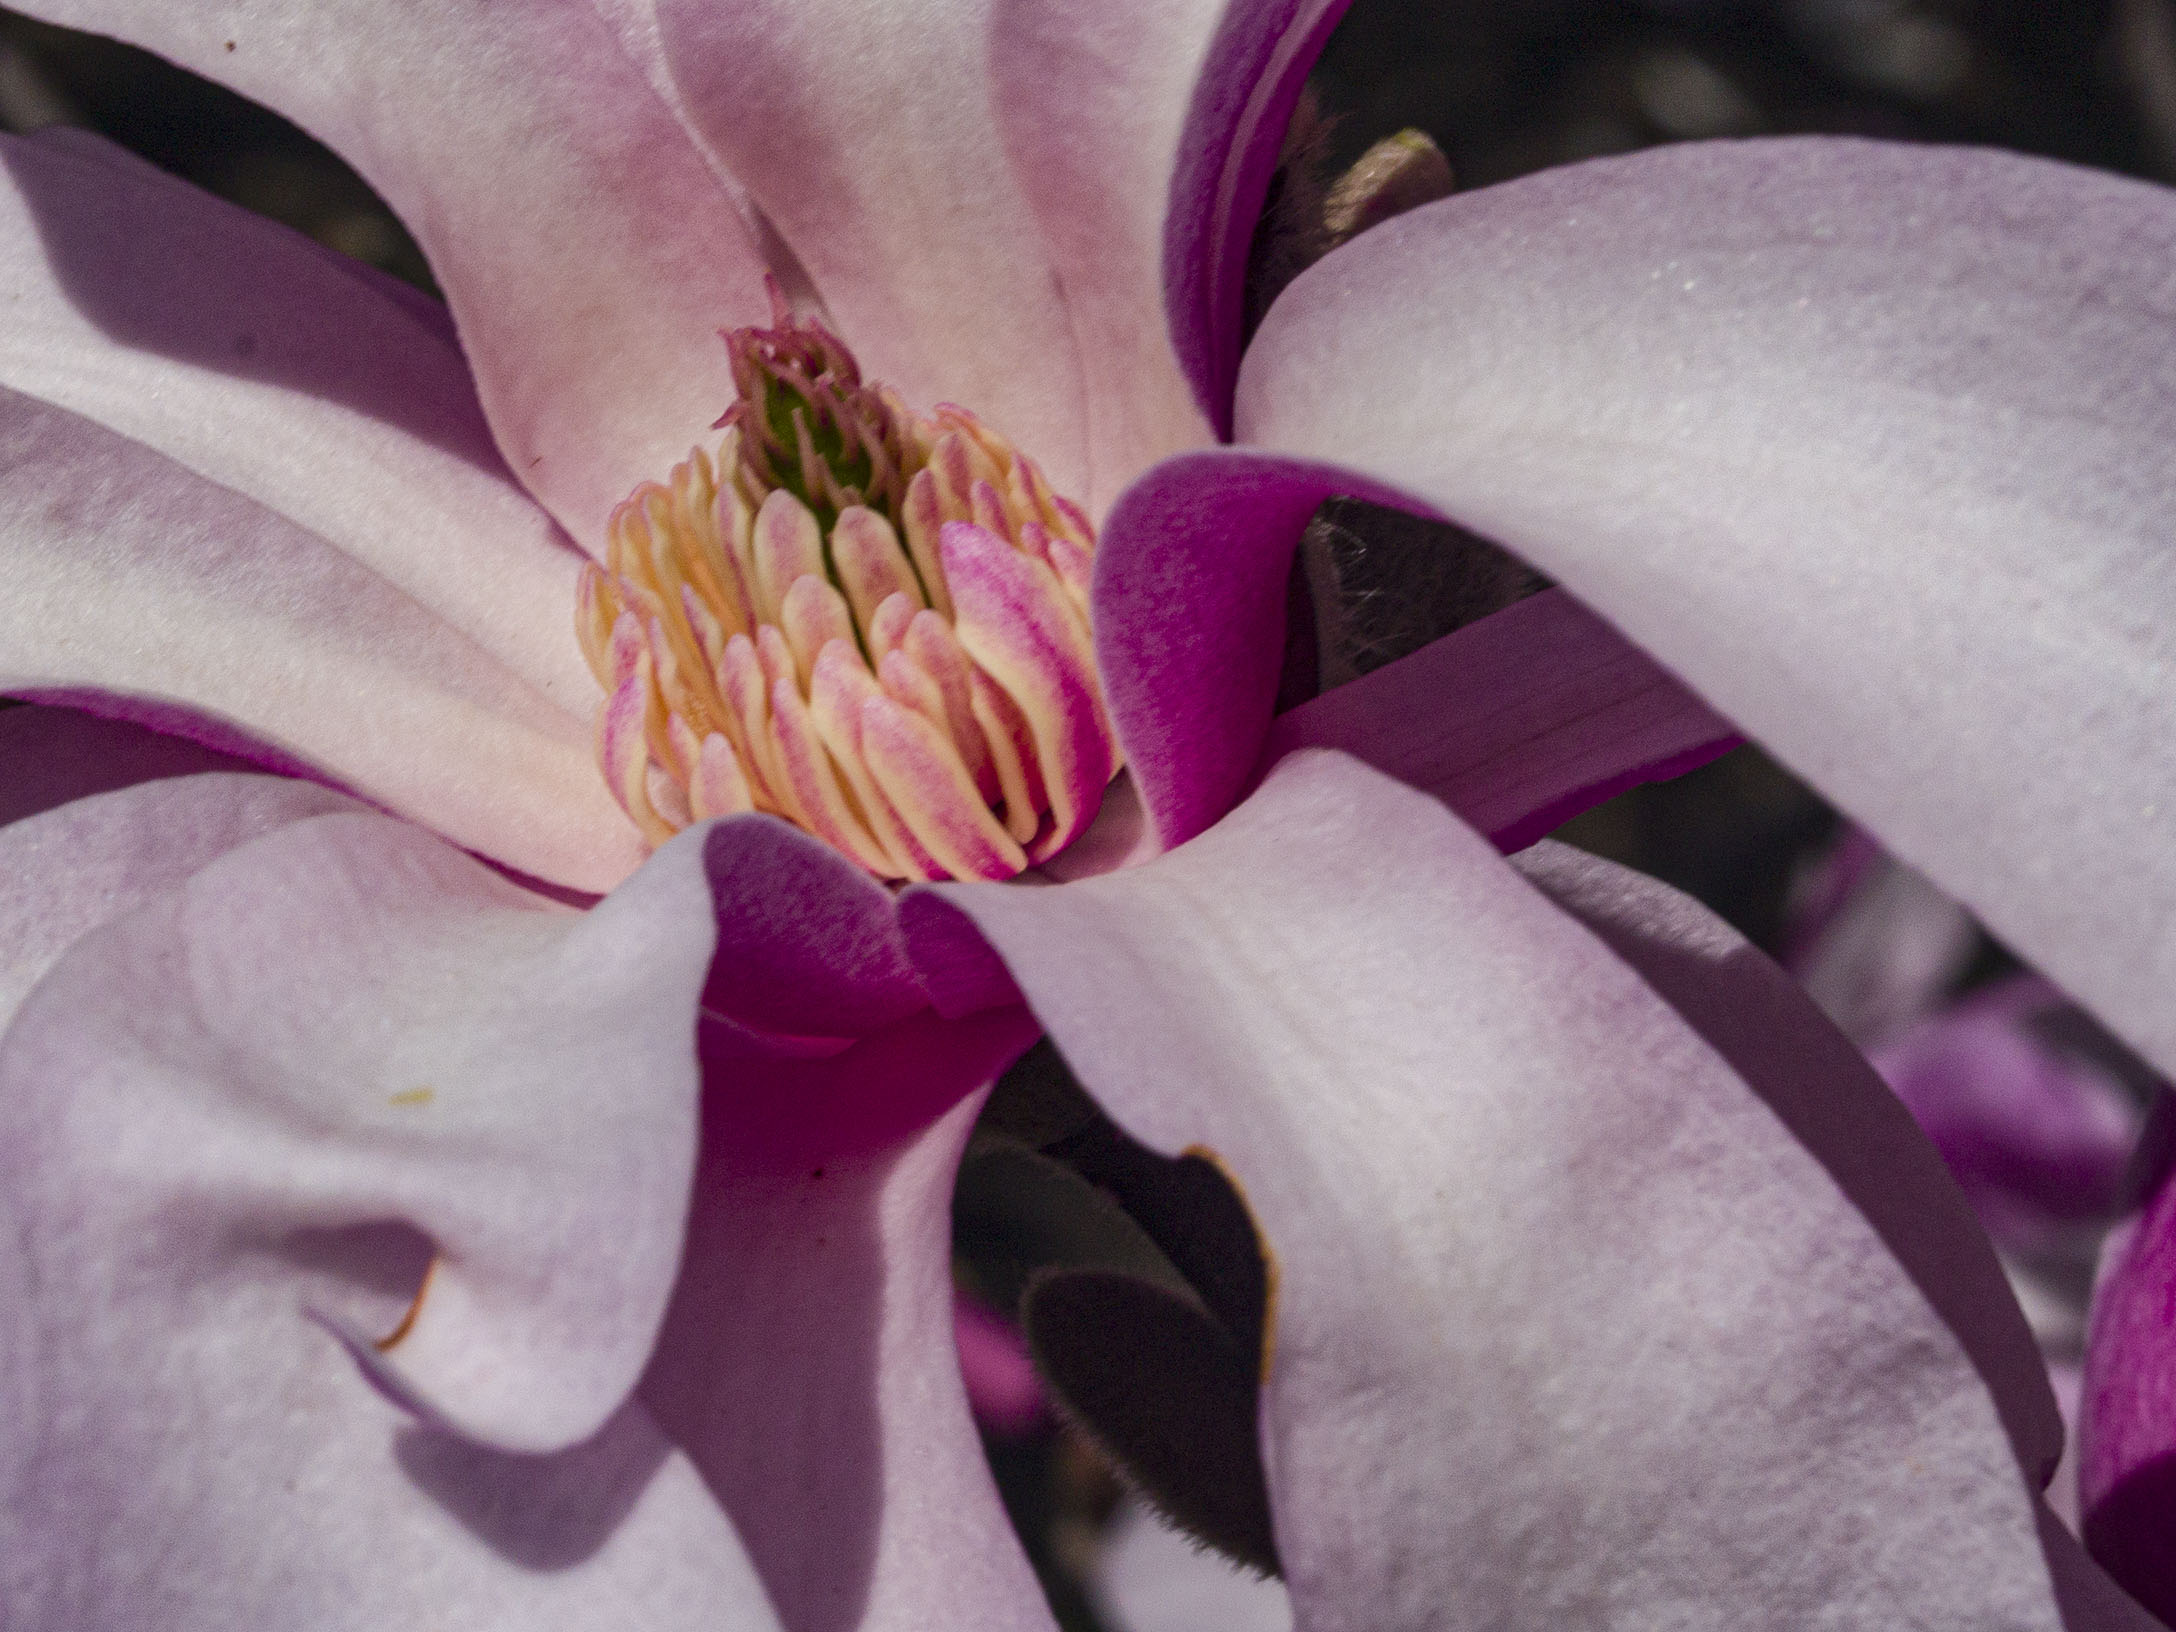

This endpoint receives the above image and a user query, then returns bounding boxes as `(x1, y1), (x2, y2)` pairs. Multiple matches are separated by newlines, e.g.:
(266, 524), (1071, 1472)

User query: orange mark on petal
(375, 1256), (438, 1353)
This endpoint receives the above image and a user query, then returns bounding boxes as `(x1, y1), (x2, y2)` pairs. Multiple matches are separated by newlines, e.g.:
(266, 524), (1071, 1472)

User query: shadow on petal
(1, 129), (496, 471)
(643, 1005), (1049, 1632)
(0, 702), (304, 826)
(394, 1402), (676, 1574)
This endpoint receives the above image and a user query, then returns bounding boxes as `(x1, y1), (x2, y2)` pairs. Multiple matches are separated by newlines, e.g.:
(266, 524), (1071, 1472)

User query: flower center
(576, 300), (1119, 882)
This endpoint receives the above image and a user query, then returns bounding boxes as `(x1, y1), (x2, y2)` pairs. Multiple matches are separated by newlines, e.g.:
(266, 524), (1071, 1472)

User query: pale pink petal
(0, 385), (642, 891)
(10, 0), (773, 539)
(1515, 839), (2061, 1492)
(649, 0), (1092, 501)
(644, 1004), (1051, 1632)
(1094, 451), (1732, 852)
(987, 0), (1228, 508)
(0, 130), (593, 711)
(0, 814), (781, 1625)
(932, 750), (2078, 1625)
(1237, 137), (2176, 1085)
(1264, 585), (1738, 851)
(1159, 0), (1355, 433)
(0, 760), (354, 1030)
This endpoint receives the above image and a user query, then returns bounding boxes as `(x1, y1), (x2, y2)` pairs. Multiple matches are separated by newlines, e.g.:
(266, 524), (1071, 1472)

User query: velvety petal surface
(1238, 136), (2176, 1082)
(699, 816), (930, 1051)
(644, 1006), (1050, 1632)
(934, 750), (2079, 1628)
(10, 0), (773, 539)
(0, 129), (593, 711)
(0, 811), (773, 1626)
(0, 379), (640, 890)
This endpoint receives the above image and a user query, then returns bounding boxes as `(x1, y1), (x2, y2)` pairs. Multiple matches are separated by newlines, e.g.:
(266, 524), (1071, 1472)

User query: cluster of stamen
(576, 299), (1118, 882)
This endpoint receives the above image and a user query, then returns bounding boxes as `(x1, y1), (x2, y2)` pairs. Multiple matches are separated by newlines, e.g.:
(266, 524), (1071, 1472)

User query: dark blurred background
(2, 2), (2166, 1625)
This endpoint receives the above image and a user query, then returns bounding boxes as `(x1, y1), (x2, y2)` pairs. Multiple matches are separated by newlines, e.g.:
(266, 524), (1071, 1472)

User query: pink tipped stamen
(575, 312), (1121, 882)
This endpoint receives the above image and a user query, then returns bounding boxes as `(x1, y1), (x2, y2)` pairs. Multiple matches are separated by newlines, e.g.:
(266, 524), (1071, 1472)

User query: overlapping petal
(1264, 586), (1738, 851)
(0, 381), (639, 890)
(987, 0), (1230, 509)
(0, 10), (2163, 1627)
(1158, 0), (1354, 435)
(9, 0), (774, 539)
(1237, 136), (2176, 1084)
(0, 129), (593, 710)
(1091, 449), (1734, 852)
(0, 797), (771, 1627)
(0, 129), (647, 888)
(0, 749), (351, 1031)
(645, 1006), (1049, 1632)
(931, 750), (2090, 1628)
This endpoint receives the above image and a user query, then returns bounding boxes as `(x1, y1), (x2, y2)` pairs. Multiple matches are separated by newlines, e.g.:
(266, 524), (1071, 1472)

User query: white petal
(1239, 136), (2176, 1081)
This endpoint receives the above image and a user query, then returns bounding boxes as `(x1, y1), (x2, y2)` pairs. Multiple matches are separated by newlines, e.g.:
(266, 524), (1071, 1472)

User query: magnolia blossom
(1, 0), (2175, 1628)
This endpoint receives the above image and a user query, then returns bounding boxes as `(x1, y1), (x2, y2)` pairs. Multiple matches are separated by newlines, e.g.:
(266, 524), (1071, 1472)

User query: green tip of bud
(1323, 128), (1455, 243)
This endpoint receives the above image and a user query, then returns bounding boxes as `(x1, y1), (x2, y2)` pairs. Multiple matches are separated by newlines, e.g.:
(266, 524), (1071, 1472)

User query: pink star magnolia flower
(0, 0), (2173, 1628)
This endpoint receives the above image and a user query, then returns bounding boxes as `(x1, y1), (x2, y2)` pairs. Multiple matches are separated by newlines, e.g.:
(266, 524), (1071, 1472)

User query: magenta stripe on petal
(1095, 447), (1427, 851)
(1264, 588), (1740, 852)
(868, 590), (919, 662)
(598, 656), (657, 824)
(697, 814), (928, 1040)
(753, 489), (825, 622)
(1164, 0), (1356, 432)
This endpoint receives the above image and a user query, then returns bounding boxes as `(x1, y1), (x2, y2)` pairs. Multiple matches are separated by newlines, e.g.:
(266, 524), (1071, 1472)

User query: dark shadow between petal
(393, 1401), (676, 1572)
